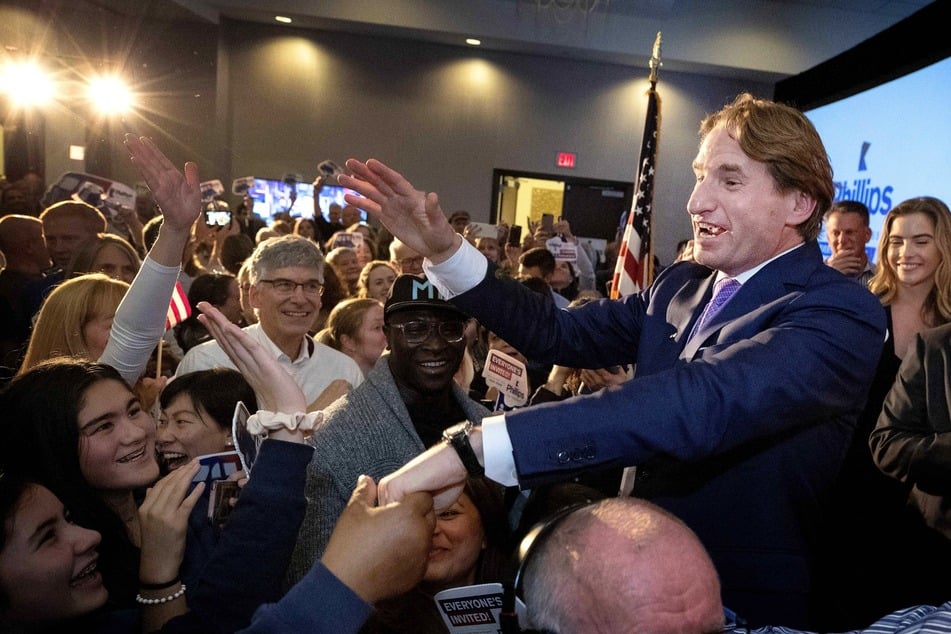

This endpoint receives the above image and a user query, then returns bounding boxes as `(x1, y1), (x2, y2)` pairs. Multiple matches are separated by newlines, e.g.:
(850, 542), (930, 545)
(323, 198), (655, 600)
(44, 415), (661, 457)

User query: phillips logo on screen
(833, 141), (894, 215)
(858, 141), (870, 171)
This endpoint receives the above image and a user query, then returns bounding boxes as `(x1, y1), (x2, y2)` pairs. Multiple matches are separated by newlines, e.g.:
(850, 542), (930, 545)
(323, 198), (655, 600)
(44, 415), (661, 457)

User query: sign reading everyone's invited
(482, 349), (529, 407)
(434, 583), (526, 633)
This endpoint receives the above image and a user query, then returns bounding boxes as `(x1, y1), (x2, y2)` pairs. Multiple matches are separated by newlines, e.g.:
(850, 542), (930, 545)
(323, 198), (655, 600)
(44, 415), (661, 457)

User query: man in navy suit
(339, 93), (886, 628)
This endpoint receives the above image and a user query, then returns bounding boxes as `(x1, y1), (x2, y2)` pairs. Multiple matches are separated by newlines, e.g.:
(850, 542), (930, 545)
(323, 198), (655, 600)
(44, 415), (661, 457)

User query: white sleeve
(481, 413), (519, 487)
(422, 239), (489, 299)
(574, 242), (596, 291)
(100, 256), (181, 385)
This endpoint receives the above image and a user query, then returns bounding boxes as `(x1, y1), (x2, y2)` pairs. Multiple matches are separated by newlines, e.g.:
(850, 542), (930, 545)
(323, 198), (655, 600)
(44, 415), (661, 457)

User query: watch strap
(443, 421), (485, 478)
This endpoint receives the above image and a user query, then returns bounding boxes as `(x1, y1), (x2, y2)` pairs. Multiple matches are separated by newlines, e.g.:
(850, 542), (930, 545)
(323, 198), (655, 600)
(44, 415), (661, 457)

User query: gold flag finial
(648, 31), (662, 84)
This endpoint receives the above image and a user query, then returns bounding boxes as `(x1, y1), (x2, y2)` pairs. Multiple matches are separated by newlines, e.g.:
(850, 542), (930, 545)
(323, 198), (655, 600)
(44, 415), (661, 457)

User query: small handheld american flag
(165, 281), (191, 331)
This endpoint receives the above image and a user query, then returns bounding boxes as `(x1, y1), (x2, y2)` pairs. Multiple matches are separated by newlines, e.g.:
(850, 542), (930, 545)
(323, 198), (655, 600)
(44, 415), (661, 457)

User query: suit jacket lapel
(679, 242), (821, 359)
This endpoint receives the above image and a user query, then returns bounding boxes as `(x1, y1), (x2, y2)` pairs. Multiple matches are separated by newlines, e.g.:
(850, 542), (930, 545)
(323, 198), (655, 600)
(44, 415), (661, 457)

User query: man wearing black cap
(287, 274), (491, 583)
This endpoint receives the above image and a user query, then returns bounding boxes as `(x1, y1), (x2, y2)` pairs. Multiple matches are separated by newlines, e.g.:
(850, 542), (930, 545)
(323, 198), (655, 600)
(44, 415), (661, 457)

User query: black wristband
(139, 576), (181, 590)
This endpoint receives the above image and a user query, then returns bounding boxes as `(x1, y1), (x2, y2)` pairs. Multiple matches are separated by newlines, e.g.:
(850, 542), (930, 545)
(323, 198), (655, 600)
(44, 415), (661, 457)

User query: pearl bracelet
(135, 583), (186, 605)
(246, 410), (322, 436)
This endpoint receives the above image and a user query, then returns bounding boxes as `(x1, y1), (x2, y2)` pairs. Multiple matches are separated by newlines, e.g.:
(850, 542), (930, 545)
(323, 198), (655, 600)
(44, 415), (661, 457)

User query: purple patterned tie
(689, 277), (741, 340)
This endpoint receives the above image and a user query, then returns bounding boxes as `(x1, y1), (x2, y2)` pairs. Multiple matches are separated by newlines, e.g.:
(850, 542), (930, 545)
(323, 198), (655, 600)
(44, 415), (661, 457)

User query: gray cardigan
(287, 356), (491, 584)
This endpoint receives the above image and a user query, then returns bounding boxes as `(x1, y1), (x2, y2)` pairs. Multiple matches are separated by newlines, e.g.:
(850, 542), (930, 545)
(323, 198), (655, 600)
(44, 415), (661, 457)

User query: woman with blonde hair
(869, 196), (951, 356)
(815, 196), (951, 627)
(325, 246), (362, 296)
(316, 297), (386, 376)
(67, 233), (142, 284)
(19, 274), (128, 372)
(356, 260), (397, 303)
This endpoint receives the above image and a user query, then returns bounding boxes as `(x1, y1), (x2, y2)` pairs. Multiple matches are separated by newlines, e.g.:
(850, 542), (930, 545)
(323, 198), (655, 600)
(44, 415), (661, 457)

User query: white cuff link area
(245, 410), (323, 436)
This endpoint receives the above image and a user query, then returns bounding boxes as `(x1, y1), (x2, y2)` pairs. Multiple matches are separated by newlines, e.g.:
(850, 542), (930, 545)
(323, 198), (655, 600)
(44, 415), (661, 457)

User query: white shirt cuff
(481, 413), (518, 487)
(422, 239), (488, 299)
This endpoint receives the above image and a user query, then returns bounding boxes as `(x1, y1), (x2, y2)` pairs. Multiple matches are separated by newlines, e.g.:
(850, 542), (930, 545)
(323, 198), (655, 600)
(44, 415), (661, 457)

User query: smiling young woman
(0, 360), (158, 608)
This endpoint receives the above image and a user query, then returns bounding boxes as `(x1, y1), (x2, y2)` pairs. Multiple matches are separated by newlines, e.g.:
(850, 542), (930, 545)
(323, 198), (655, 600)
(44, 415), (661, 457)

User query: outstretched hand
(377, 436), (473, 512)
(322, 475), (435, 604)
(339, 159), (461, 264)
(124, 134), (201, 234)
(196, 301), (307, 414)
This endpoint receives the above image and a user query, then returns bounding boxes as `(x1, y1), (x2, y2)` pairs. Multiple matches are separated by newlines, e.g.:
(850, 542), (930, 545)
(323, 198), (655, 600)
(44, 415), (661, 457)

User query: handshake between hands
(325, 424), (482, 603)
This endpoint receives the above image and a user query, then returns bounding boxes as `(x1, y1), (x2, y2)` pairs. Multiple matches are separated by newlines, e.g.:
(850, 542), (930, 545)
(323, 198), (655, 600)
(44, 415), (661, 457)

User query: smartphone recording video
(541, 213), (554, 234)
(205, 210), (231, 227)
(507, 225), (523, 246)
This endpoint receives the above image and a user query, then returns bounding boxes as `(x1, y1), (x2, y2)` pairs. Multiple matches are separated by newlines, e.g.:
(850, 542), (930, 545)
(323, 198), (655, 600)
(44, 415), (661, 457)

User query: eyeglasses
(257, 278), (324, 296)
(398, 256), (424, 268)
(389, 320), (466, 344)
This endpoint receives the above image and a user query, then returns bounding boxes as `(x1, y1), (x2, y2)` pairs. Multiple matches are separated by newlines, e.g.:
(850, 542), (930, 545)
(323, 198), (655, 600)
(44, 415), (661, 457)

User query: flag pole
(610, 32), (663, 299)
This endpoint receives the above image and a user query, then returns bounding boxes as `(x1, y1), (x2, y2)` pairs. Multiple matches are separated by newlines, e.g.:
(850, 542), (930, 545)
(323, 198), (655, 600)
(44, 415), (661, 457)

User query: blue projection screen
(805, 56), (951, 263)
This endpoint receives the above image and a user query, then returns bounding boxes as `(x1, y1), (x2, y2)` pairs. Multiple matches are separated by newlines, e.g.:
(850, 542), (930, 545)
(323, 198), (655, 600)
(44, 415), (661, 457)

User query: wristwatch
(442, 421), (485, 478)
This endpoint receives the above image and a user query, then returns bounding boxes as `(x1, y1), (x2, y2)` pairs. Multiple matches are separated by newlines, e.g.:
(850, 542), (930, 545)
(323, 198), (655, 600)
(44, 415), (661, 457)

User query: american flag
(611, 84), (660, 299)
(165, 281), (191, 330)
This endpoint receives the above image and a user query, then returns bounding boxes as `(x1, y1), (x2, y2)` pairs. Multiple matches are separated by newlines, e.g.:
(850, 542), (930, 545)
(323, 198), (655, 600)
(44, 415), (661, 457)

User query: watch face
(445, 421), (470, 439)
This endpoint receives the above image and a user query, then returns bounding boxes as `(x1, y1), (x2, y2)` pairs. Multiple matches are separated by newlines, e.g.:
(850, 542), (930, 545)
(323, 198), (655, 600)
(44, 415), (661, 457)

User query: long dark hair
(0, 359), (141, 607)
(0, 472), (33, 619)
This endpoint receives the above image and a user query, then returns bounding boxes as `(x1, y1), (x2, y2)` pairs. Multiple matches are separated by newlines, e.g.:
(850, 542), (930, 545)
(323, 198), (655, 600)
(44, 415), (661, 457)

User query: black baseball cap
(384, 274), (468, 321)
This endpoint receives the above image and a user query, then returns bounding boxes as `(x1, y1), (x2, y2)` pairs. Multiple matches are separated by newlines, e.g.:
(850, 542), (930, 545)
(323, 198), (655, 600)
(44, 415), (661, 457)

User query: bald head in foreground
(522, 498), (724, 634)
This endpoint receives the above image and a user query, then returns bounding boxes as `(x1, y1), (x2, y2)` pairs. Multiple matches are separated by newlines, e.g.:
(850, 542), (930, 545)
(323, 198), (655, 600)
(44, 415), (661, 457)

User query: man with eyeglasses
(175, 235), (364, 409)
(389, 236), (425, 276)
(286, 273), (491, 584)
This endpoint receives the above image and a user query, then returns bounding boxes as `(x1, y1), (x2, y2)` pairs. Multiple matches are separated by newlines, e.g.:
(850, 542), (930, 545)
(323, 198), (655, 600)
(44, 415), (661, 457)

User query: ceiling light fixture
(275, 16), (292, 24)
(466, 38), (482, 46)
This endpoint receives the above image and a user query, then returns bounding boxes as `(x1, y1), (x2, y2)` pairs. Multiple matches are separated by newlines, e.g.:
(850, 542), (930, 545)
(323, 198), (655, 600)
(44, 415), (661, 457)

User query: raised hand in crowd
(340, 160), (460, 263)
(197, 300), (308, 415)
(124, 134), (201, 266)
(137, 459), (205, 632)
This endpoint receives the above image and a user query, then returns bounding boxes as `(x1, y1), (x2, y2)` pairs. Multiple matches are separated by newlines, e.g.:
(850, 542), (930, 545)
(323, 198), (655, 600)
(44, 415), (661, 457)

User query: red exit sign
(556, 152), (576, 168)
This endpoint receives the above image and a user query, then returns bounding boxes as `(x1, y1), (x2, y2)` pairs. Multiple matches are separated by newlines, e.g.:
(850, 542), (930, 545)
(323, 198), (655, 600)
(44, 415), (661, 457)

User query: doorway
(490, 168), (633, 266)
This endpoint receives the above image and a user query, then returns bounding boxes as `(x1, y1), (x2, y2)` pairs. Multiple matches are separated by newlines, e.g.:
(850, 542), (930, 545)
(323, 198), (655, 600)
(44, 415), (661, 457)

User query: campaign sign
(482, 349), (529, 407)
(434, 583), (525, 633)
(46, 171), (136, 220)
(467, 222), (497, 239)
(200, 179), (225, 203)
(232, 176), (255, 195)
(192, 451), (242, 486)
(329, 231), (364, 251)
(546, 237), (578, 262)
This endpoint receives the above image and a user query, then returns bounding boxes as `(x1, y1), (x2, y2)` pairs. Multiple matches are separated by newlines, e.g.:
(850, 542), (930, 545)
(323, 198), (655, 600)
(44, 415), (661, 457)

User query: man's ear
(788, 191), (817, 226)
(248, 283), (262, 309)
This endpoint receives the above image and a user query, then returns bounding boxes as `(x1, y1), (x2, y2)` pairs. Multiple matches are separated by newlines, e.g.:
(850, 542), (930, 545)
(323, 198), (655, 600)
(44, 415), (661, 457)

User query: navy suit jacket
(452, 241), (886, 627)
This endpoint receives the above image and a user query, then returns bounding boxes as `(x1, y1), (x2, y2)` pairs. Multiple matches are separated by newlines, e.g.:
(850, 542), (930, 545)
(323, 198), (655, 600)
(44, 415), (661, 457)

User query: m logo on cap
(411, 279), (438, 301)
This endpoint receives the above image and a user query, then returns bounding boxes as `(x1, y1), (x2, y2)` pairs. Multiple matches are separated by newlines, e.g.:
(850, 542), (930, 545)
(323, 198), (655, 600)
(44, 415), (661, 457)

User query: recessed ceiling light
(466, 38), (482, 46)
(275, 16), (292, 24)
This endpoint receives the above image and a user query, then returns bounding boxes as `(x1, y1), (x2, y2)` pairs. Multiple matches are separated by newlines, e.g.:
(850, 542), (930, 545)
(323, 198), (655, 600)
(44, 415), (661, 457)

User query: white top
(100, 256), (182, 385)
(174, 323), (364, 404)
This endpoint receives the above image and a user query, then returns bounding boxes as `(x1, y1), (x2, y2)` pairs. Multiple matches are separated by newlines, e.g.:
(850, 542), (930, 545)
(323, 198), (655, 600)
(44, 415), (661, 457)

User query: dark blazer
(451, 240), (886, 628)
(870, 322), (951, 537)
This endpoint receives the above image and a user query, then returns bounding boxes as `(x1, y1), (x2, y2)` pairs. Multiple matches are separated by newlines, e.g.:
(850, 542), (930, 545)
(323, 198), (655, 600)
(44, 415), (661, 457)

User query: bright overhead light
(0, 60), (55, 107)
(466, 38), (482, 46)
(275, 15), (292, 23)
(87, 75), (134, 115)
